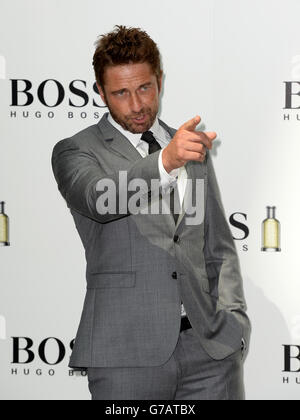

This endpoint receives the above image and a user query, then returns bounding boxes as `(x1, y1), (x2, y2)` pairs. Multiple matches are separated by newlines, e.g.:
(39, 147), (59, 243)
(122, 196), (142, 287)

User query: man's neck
(107, 112), (160, 141)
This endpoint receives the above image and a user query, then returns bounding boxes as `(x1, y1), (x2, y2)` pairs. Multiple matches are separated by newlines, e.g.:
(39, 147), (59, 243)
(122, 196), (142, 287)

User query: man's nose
(130, 93), (143, 113)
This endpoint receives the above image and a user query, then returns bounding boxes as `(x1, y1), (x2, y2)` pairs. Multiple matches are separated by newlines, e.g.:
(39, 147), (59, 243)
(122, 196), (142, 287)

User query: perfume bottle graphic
(261, 206), (281, 252)
(0, 201), (10, 246)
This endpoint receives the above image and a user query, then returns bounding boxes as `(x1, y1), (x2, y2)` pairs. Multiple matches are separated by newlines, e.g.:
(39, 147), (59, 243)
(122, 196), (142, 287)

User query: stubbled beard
(104, 95), (158, 134)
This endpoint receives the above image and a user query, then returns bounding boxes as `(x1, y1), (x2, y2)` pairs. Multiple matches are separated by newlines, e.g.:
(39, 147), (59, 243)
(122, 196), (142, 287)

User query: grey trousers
(87, 327), (245, 400)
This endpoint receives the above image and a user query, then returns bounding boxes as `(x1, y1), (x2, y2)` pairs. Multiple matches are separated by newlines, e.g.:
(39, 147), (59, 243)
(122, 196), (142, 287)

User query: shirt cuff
(158, 148), (179, 190)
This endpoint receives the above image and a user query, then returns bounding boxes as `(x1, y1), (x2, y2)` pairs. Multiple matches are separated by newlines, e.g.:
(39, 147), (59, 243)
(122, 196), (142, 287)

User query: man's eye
(141, 86), (149, 91)
(113, 90), (126, 96)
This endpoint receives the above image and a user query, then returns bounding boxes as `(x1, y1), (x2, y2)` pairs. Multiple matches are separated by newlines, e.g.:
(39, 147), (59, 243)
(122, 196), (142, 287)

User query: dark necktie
(141, 131), (180, 224)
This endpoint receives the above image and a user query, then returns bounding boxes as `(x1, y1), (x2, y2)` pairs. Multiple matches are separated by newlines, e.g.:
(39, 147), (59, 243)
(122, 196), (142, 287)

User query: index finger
(179, 115), (201, 132)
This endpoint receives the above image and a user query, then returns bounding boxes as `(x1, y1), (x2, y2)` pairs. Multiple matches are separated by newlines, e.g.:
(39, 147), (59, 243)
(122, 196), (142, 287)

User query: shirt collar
(107, 112), (162, 148)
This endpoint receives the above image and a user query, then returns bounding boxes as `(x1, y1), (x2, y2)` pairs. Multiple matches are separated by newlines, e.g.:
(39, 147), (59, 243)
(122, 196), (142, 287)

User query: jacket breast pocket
(87, 271), (136, 289)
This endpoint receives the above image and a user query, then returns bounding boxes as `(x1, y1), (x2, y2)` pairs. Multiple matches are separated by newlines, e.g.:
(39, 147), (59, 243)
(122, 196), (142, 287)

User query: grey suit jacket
(51, 112), (251, 368)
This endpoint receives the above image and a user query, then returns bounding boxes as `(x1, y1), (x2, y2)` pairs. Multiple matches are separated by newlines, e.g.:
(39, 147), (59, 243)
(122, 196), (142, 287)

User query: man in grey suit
(51, 25), (251, 400)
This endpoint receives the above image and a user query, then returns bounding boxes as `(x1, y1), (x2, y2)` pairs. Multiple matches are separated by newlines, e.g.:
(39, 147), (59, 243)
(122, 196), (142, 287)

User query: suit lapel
(97, 113), (143, 162)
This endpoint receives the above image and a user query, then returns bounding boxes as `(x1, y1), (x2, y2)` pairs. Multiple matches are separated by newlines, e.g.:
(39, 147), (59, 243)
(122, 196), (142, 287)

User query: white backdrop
(0, 0), (299, 400)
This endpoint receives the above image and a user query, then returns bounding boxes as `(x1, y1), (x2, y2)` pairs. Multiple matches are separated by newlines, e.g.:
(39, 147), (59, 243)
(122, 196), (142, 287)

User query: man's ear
(158, 71), (163, 94)
(96, 83), (106, 104)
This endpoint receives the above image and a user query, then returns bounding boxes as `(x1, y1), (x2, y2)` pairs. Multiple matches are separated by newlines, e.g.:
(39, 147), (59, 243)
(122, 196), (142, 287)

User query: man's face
(97, 62), (163, 134)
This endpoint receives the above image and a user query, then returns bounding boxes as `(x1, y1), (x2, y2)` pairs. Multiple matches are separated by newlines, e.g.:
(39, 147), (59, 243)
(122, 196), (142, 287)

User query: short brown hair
(92, 25), (162, 88)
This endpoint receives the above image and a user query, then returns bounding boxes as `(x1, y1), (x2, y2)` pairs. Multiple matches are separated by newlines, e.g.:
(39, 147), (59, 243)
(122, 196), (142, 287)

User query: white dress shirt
(107, 113), (188, 317)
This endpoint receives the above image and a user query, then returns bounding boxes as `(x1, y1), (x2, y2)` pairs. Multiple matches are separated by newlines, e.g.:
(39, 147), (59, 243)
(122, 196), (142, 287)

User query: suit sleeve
(203, 150), (251, 347)
(51, 137), (161, 223)
(158, 148), (180, 190)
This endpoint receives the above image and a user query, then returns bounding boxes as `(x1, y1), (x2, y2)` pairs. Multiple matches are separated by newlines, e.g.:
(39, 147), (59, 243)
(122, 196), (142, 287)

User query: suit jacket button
(173, 235), (180, 243)
(172, 272), (177, 279)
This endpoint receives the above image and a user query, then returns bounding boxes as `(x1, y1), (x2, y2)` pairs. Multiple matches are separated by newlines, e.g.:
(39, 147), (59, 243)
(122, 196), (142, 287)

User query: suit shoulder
(52, 123), (101, 156)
